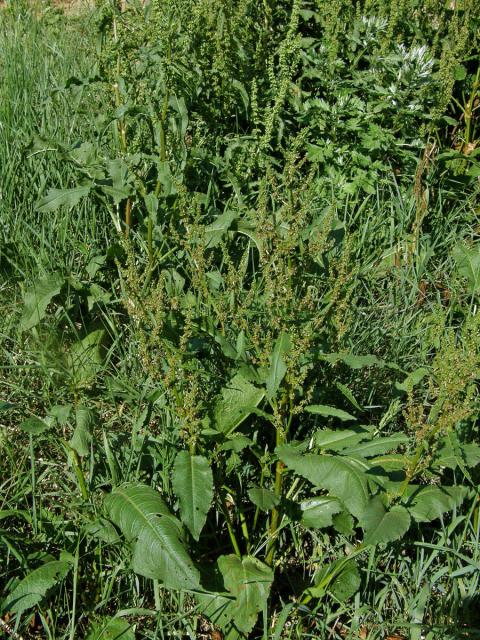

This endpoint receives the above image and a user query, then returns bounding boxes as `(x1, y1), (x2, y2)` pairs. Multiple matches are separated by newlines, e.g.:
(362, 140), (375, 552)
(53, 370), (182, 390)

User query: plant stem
(68, 536), (80, 640)
(265, 425), (286, 566)
(29, 433), (37, 535)
(219, 487), (241, 556)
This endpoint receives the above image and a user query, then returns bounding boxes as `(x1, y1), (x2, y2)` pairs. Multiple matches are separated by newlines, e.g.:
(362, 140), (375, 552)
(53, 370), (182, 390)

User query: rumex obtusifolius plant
(4, 0), (480, 637)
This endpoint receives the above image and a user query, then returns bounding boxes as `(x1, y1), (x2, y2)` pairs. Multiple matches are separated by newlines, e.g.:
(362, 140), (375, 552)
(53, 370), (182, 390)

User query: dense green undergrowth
(1, 0), (480, 638)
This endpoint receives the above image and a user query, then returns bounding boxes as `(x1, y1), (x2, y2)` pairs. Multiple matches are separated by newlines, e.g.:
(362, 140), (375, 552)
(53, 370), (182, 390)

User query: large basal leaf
(277, 445), (369, 518)
(20, 273), (63, 331)
(172, 451), (213, 540)
(407, 485), (468, 523)
(218, 555), (274, 634)
(300, 496), (343, 529)
(36, 184), (92, 213)
(266, 331), (291, 399)
(105, 484), (200, 590)
(195, 565), (238, 637)
(105, 484), (174, 541)
(213, 372), (265, 435)
(85, 617), (135, 640)
(361, 495), (410, 545)
(2, 560), (72, 614)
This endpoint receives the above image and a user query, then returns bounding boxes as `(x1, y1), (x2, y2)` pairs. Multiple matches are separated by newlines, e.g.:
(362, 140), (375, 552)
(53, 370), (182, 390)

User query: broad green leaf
(219, 435), (253, 453)
(314, 428), (369, 451)
(85, 617), (135, 640)
(433, 437), (480, 470)
(213, 372), (265, 435)
(105, 484), (200, 590)
(341, 434), (409, 458)
(300, 497), (343, 528)
(332, 511), (354, 535)
(144, 192), (158, 222)
(20, 416), (51, 435)
(369, 454), (406, 472)
(454, 64), (467, 80)
(194, 566), (239, 639)
(277, 446), (369, 518)
(361, 496), (410, 545)
(66, 329), (106, 387)
(105, 484), (173, 540)
(48, 404), (72, 425)
(236, 220), (264, 257)
(84, 517), (120, 544)
(335, 382), (363, 412)
(172, 451), (213, 540)
(330, 561), (361, 601)
(266, 332), (291, 399)
(218, 555), (274, 634)
(86, 254), (107, 279)
(20, 273), (63, 331)
(321, 352), (385, 368)
(407, 485), (467, 523)
(306, 404), (356, 421)
(453, 242), (480, 294)
(36, 185), (91, 212)
(395, 367), (429, 394)
(3, 560), (71, 613)
(205, 209), (238, 248)
(70, 406), (96, 457)
(248, 487), (280, 512)
(0, 401), (16, 411)
(308, 557), (360, 600)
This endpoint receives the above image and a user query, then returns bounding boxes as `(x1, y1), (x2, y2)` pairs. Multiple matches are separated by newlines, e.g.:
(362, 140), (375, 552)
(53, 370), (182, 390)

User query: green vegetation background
(0, 0), (479, 638)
